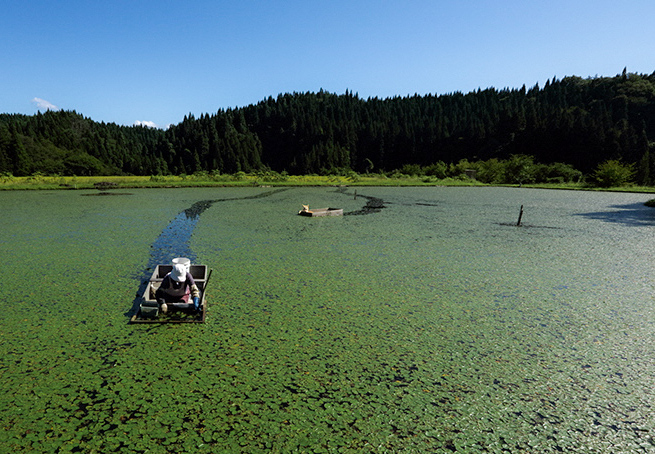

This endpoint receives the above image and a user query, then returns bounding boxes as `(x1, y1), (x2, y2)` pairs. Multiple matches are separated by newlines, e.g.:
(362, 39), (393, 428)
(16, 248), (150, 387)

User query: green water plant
(1, 187), (655, 452)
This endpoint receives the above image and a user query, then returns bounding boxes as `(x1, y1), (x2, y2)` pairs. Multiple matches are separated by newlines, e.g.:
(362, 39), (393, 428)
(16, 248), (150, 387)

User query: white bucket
(172, 257), (191, 272)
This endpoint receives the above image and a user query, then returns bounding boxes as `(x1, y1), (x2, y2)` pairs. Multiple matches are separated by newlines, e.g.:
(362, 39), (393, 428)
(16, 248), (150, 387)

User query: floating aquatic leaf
(2, 188), (655, 452)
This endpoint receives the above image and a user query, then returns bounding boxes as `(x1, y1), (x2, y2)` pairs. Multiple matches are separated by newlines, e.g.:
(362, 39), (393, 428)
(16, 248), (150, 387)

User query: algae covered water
(1, 186), (655, 453)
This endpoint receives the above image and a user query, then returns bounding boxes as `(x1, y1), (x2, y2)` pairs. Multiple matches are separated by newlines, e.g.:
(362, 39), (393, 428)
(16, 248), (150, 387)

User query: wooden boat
(130, 264), (212, 324)
(298, 207), (343, 217)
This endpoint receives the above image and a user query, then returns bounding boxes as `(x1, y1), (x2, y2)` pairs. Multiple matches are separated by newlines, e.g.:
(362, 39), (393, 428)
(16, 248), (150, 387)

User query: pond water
(1, 186), (655, 453)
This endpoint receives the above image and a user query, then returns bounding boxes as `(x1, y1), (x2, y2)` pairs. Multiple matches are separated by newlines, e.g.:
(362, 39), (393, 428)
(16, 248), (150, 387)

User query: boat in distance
(298, 206), (343, 217)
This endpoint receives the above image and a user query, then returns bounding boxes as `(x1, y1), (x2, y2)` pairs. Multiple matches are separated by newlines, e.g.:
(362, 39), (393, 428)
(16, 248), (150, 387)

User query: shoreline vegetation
(4, 72), (655, 206)
(3, 172), (655, 195)
(5, 153), (655, 204)
(3, 73), (655, 185)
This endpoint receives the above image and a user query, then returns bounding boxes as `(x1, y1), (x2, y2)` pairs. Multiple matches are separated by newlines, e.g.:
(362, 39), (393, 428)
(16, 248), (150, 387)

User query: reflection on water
(149, 211), (198, 265)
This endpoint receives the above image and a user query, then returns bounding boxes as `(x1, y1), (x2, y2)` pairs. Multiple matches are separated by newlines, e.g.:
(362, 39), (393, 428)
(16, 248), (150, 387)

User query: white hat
(171, 263), (187, 282)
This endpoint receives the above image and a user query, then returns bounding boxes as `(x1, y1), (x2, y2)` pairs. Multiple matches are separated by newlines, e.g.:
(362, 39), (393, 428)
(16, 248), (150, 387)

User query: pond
(1, 186), (655, 453)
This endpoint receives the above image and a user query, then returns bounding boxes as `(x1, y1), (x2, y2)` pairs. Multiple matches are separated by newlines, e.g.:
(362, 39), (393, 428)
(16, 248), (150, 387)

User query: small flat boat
(130, 264), (212, 324)
(298, 207), (343, 217)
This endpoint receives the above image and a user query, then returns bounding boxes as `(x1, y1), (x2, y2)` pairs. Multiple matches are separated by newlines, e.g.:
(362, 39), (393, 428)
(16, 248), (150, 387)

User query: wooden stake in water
(517, 205), (524, 226)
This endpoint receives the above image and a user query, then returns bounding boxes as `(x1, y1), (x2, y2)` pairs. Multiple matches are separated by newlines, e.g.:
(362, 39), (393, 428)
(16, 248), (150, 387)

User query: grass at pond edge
(3, 174), (655, 199)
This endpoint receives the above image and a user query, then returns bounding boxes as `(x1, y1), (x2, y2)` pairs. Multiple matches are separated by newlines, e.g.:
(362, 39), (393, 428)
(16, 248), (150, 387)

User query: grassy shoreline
(2, 173), (655, 195)
(0, 173), (486, 190)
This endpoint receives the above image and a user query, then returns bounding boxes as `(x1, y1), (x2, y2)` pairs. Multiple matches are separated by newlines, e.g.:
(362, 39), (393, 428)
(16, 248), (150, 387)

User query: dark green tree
(8, 126), (30, 176)
(592, 159), (635, 187)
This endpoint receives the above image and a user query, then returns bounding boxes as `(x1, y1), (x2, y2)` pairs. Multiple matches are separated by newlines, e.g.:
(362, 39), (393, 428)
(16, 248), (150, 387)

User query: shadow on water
(575, 202), (655, 227)
(126, 188), (291, 317)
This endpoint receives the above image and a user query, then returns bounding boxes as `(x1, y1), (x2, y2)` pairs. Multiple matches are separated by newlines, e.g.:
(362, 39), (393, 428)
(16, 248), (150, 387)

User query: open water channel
(1, 186), (655, 453)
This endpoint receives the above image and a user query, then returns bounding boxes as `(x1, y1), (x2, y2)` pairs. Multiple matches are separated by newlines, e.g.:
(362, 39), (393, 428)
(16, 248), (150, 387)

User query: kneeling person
(156, 264), (201, 313)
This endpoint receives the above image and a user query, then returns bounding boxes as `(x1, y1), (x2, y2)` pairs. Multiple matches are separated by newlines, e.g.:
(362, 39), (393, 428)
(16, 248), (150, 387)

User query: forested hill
(1, 70), (655, 181)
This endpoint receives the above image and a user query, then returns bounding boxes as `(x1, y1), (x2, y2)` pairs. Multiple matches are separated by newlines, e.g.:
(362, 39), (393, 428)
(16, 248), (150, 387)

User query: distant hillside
(1, 70), (654, 182)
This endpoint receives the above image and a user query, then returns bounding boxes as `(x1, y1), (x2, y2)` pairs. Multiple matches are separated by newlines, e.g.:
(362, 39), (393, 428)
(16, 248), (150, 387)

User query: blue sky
(2, 0), (654, 129)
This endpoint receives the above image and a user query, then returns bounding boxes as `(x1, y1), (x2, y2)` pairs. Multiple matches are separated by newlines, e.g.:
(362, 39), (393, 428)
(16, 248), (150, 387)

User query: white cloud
(32, 97), (59, 111)
(134, 120), (159, 129)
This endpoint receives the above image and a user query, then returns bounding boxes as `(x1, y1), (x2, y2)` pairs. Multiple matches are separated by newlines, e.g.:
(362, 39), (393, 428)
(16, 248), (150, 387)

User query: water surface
(1, 187), (654, 453)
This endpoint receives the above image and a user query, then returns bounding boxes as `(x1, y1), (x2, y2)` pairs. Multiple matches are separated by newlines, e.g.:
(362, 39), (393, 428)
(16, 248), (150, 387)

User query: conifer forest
(2, 70), (655, 185)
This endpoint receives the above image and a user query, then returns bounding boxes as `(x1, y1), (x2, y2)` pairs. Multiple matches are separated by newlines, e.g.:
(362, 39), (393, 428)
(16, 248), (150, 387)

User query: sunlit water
(1, 187), (654, 453)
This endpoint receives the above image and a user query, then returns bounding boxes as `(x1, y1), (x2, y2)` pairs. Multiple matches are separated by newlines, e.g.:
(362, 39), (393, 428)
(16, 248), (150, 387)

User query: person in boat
(156, 263), (201, 313)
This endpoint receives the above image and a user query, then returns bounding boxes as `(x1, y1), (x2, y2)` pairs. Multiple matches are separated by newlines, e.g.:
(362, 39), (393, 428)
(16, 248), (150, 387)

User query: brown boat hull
(130, 265), (211, 324)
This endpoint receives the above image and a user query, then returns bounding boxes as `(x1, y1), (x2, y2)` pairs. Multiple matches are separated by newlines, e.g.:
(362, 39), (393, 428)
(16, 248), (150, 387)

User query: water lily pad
(1, 188), (655, 452)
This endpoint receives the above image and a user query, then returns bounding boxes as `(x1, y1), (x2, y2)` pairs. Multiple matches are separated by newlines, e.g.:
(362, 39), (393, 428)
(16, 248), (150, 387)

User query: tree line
(1, 69), (654, 184)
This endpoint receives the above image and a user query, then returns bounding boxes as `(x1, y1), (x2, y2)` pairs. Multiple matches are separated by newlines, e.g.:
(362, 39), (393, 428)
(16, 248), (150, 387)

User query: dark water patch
(335, 188), (387, 215)
(149, 211), (199, 265)
(182, 188), (289, 219)
(336, 189), (441, 214)
(184, 200), (216, 219)
(347, 196), (386, 216)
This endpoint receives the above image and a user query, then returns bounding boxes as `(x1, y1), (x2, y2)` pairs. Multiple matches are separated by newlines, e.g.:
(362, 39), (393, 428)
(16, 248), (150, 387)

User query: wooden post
(354, 190), (357, 200)
(517, 205), (524, 226)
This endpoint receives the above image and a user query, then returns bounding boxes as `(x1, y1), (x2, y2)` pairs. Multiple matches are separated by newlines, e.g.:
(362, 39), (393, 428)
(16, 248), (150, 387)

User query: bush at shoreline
(3, 172), (655, 196)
